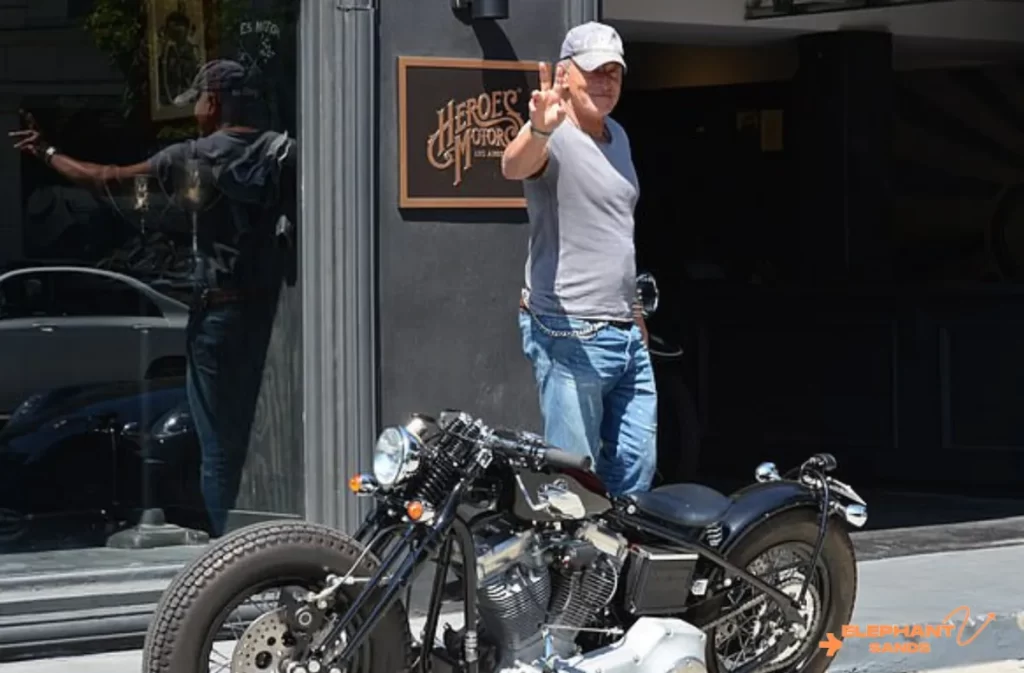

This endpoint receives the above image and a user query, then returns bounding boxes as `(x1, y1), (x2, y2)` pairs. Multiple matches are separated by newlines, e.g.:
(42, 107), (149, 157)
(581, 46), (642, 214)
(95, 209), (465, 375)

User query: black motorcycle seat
(627, 483), (733, 528)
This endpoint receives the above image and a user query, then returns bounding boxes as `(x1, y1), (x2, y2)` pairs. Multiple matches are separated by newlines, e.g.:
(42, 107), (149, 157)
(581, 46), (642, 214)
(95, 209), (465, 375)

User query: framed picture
(398, 56), (540, 209)
(147, 0), (207, 121)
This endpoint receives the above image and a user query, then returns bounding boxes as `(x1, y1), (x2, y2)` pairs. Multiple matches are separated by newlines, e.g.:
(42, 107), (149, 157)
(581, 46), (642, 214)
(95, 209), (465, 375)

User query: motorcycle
(142, 274), (867, 673)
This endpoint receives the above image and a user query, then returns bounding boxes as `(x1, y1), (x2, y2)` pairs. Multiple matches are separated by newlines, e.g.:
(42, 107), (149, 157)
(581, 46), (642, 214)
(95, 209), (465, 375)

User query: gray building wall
(376, 0), (597, 434)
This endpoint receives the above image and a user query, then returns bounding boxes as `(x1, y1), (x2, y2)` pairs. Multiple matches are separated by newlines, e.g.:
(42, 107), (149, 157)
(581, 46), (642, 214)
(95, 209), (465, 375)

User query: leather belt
(196, 288), (245, 308)
(519, 295), (633, 330)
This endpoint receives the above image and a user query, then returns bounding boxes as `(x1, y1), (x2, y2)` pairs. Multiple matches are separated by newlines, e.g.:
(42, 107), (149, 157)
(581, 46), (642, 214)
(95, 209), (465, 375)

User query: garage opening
(611, 32), (1024, 530)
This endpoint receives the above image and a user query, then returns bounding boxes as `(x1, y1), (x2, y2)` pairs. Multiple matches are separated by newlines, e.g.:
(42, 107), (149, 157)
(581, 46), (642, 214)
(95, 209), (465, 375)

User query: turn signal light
(406, 500), (425, 521)
(348, 473), (379, 495)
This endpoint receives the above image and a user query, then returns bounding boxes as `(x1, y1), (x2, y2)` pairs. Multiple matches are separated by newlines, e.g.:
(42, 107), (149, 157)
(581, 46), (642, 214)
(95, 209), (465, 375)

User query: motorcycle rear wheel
(142, 520), (412, 673)
(708, 509), (857, 673)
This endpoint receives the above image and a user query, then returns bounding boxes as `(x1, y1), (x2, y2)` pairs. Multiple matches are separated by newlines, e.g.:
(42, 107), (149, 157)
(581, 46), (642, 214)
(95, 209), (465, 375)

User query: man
(501, 22), (656, 496)
(10, 59), (296, 536)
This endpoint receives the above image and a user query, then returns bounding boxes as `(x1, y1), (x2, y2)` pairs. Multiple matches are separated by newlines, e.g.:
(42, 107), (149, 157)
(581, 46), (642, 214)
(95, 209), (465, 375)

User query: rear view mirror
(636, 272), (659, 318)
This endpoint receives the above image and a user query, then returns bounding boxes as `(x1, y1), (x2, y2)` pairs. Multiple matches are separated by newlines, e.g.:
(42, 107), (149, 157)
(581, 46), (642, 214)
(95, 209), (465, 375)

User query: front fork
(289, 487), (480, 673)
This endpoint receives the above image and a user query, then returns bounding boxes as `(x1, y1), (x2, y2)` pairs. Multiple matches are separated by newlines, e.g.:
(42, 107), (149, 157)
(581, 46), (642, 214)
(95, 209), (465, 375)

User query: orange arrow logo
(819, 632), (843, 657)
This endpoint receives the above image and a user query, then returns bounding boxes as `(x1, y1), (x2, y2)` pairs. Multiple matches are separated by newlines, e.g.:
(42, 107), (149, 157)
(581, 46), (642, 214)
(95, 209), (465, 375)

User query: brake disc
(230, 608), (296, 672)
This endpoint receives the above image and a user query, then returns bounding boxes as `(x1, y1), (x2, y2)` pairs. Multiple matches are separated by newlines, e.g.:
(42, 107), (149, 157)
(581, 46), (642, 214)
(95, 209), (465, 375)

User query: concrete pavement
(2, 544), (1023, 673)
(830, 544), (1024, 673)
(0, 614), (458, 673)
(0, 654), (1021, 673)
(928, 664), (1024, 673)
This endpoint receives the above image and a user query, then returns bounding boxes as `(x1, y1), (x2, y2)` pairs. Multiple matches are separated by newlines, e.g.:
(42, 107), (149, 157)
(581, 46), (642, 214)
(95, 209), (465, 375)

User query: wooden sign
(398, 56), (540, 209)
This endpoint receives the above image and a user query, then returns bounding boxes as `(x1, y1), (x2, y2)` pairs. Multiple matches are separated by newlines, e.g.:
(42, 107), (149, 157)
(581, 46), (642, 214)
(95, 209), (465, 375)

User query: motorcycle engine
(465, 518), (629, 672)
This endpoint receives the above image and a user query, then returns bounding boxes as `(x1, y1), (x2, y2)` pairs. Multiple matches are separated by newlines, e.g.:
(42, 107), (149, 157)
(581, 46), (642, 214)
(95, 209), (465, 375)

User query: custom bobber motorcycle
(142, 274), (867, 673)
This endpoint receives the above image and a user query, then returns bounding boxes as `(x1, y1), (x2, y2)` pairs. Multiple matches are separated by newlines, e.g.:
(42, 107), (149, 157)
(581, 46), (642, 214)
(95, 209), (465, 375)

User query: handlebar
(485, 432), (593, 472)
(543, 448), (593, 471)
(806, 452), (837, 472)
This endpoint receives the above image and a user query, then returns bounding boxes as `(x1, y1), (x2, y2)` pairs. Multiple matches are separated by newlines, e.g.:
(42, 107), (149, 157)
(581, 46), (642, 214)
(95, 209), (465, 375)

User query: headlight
(372, 426), (421, 489)
(8, 393), (46, 426)
(152, 408), (193, 440)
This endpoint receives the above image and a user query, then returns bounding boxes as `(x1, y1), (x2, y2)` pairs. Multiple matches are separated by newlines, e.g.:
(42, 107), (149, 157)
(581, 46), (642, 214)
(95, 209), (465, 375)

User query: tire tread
(708, 509), (858, 673)
(142, 520), (413, 673)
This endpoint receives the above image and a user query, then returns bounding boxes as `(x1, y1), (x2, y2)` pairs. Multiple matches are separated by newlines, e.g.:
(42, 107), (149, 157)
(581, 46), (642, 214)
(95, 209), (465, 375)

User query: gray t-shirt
(522, 117), (639, 322)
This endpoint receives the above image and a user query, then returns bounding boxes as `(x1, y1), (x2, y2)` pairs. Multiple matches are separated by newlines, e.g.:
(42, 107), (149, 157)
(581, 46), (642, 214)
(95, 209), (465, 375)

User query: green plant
(83, 0), (149, 120)
(82, 0), (251, 124)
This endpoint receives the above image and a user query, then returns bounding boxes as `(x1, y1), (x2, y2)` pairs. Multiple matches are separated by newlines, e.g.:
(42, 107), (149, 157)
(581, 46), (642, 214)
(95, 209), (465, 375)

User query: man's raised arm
(501, 61), (567, 181)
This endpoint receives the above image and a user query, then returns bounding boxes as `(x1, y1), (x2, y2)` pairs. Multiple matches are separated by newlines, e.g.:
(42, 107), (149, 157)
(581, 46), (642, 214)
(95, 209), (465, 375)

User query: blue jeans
(185, 303), (266, 536)
(518, 310), (658, 496)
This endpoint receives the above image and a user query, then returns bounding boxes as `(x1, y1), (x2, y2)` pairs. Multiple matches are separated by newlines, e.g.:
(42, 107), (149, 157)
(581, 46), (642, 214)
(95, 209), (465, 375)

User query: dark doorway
(614, 38), (1024, 533)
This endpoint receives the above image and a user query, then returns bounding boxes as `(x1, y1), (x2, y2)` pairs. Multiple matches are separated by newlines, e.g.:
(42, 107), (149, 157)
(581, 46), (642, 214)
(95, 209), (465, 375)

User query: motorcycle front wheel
(142, 520), (412, 673)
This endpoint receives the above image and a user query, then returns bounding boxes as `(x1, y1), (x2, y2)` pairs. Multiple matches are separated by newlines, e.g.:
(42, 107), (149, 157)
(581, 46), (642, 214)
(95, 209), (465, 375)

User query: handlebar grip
(543, 448), (592, 471)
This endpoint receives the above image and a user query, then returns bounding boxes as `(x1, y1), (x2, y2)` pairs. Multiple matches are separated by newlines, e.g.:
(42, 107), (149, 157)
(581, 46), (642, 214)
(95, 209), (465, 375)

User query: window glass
(50, 270), (164, 317)
(0, 272), (57, 319)
(0, 0), (303, 567)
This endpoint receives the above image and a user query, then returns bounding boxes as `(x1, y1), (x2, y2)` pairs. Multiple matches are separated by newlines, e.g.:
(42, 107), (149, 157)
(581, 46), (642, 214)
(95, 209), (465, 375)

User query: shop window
(50, 270), (165, 317)
(0, 0), (303, 567)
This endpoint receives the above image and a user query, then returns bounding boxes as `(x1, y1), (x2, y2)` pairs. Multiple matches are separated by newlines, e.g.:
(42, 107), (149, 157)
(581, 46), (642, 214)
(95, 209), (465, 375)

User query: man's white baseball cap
(559, 21), (627, 73)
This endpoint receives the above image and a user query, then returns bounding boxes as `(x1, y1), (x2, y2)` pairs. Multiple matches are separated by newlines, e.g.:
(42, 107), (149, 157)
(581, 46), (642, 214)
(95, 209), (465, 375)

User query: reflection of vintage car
(0, 376), (204, 552)
(0, 266), (189, 415)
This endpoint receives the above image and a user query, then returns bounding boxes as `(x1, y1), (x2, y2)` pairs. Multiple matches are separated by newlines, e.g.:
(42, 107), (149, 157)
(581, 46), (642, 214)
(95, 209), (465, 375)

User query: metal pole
(566, 0), (601, 27)
(301, 0), (378, 533)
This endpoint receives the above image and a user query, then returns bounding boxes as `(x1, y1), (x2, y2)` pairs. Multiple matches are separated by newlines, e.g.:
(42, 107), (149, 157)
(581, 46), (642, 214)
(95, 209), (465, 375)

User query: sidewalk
(927, 664), (1024, 673)
(0, 614), (454, 673)
(831, 544), (1024, 673)
(2, 545), (1023, 673)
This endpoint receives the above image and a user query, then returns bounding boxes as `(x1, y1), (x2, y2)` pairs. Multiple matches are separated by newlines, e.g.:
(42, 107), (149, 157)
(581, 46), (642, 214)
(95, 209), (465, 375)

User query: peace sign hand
(529, 61), (567, 135)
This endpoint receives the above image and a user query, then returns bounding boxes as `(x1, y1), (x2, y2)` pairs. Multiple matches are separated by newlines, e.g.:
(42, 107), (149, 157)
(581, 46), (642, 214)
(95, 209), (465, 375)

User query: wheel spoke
(712, 541), (826, 672)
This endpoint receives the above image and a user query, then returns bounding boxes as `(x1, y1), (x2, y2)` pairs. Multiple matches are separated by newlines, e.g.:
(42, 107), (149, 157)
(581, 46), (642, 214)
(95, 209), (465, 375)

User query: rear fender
(718, 480), (821, 555)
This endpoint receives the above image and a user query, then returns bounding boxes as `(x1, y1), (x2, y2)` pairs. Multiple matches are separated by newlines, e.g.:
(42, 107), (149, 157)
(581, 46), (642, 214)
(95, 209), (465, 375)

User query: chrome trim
(513, 475), (587, 519)
(841, 502), (868, 528)
(826, 476), (867, 506)
(352, 473), (379, 495)
(577, 522), (628, 563)
(670, 656), (708, 673)
(476, 529), (537, 581)
(755, 461), (780, 482)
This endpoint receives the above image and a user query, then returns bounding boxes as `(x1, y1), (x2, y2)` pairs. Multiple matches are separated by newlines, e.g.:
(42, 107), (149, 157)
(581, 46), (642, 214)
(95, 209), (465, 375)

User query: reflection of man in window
(9, 59), (297, 538)
(159, 3), (202, 107)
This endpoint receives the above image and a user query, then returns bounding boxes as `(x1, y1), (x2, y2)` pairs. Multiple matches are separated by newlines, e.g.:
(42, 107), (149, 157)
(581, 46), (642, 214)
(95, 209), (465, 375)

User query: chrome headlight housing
(372, 425), (422, 489)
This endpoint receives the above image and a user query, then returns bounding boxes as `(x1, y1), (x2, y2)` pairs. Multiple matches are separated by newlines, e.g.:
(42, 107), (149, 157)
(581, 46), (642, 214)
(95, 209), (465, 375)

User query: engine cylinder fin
(477, 565), (552, 658)
(549, 559), (618, 634)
